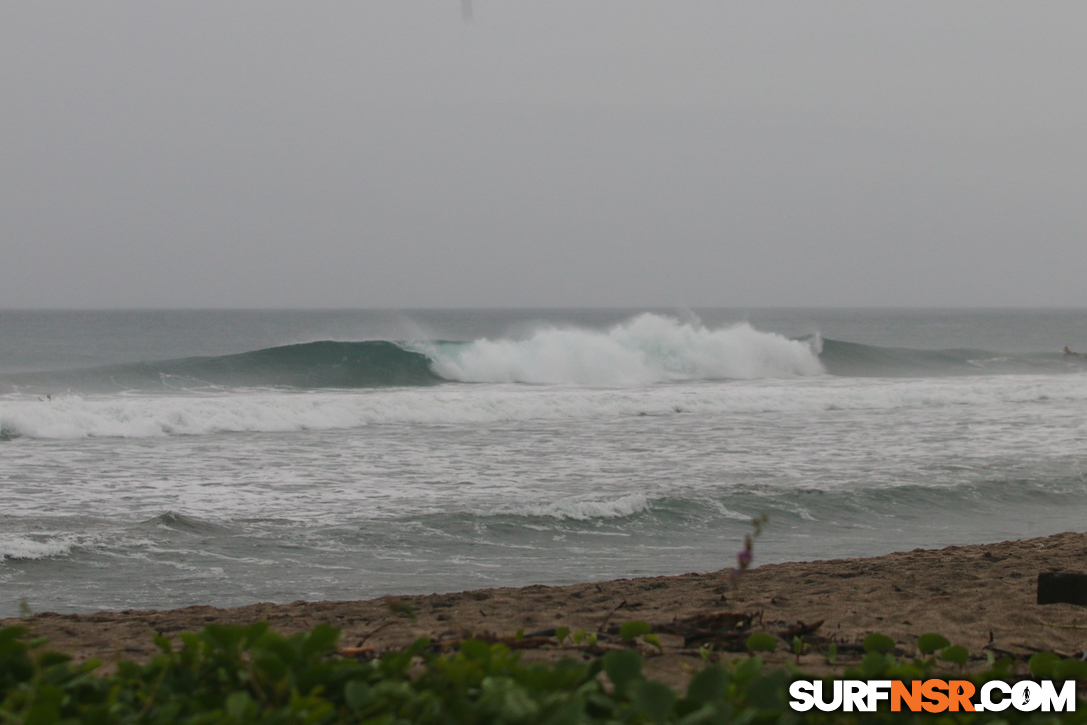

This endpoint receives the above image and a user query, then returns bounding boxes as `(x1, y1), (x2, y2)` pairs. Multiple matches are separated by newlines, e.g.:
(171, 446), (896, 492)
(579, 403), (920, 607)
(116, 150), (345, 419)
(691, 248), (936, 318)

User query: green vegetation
(860, 634), (895, 655)
(743, 633), (777, 654)
(618, 621), (652, 644)
(915, 633), (950, 655)
(1, 621), (1085, 723)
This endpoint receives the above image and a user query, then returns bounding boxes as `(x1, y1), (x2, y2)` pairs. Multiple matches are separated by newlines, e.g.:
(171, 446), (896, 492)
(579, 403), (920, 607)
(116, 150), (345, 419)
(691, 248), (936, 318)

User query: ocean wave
(817, 338), (1085, 377)
(3, 374), (1087, 439)
(140, 511), (229, 534)
(0, 314), (823, 394)
(0, 535), (74, 561)
(420, 314), (824, 384)
(502, 493), (652, 520)
(0, 340), (441, 394)
(6, 314), (1074, 401)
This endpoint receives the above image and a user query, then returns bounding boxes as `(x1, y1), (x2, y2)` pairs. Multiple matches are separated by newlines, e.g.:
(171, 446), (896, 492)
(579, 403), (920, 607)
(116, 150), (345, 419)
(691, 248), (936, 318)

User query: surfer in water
(1063, 347), (1084, 357)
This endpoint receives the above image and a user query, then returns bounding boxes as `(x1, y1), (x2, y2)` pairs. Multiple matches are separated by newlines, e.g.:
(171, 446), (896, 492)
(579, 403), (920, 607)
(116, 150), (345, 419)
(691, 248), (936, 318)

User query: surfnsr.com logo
(789, 679), (1077, 713)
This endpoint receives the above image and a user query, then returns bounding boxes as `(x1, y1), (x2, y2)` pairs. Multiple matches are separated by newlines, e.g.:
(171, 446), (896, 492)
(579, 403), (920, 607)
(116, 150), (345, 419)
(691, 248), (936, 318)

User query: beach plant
(643, 634), (663, 653)
(2, 623), (1086, 724)
(940, 644), (970, 669)
(1054, 658), (1087, 680)
(744, 632), (778, 654)
(862, 632), (896, 654)
(619, 620), (652, 644)
(1029, 652), (1061, 677)
(917, 632), (951, 654)
(793, 635), (811, 664)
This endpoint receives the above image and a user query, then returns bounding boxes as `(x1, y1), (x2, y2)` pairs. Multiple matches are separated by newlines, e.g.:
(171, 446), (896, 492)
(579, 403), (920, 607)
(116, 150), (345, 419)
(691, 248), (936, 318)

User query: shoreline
(5, 532), (1087, 681)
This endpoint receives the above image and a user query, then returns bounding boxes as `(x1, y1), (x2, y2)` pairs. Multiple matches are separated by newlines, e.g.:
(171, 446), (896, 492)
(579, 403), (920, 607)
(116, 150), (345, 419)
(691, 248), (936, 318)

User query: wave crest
(0, 535), (73, 561)
(506, 493), (651, 521)
(422, 314), (824, 385)
(5, 375), (1087, 439)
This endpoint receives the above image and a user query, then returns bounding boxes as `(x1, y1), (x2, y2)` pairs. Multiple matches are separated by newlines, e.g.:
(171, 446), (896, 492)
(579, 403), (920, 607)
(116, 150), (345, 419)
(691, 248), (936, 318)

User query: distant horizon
(2, 305), (1087, 314)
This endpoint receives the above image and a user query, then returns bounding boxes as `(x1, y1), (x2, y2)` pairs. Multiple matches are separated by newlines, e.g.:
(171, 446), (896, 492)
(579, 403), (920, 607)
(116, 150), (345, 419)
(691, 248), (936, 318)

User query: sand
(5, 532), (1087, 684)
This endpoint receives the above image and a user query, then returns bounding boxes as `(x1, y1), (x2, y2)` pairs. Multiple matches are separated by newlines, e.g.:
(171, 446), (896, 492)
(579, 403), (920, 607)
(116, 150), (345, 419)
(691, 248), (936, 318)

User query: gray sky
(2, 2), (1085, 308)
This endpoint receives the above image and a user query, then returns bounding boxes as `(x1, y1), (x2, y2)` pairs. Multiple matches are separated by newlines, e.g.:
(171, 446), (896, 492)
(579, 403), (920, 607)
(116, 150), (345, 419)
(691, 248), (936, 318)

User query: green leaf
(744, 669), (791, 711)
(628, 679), (676, 723)
(745, 632), (778, 653)
(862, 632), (895, 653)
(1029, 651), (1060, 677)
(884, 661), (925, 681)
(300, 623), (339, 659)
(989, 656), (1014, 675)
(602, 649), (643, 695)
(225, 691), (254, 719)
(460, 639), (493, 662)
(345, 680), (370, 712)
(23, 701), (61, 725)
(860, 651), (894, 678)
(23, 684), (63, 725)
(480, 675), (539, 721)
(620, 620), (652, 643)
(917, 632), (950, 655)
(686, 664), (730, 704)
(555, 626), (570, 643)
(939, 645), (969, 667)
(644, 634), (663, 652)
(733, 654), (764, 683)
(1053, 658), (1087, 680)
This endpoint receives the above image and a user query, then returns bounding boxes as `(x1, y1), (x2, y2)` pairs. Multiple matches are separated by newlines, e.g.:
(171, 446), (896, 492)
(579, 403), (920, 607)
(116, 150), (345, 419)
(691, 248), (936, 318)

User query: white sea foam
(421, 314), (824, 384)
(0, 535), (73, 561)
(508, 493), (651, 520)
(2, 374), (1086, 440)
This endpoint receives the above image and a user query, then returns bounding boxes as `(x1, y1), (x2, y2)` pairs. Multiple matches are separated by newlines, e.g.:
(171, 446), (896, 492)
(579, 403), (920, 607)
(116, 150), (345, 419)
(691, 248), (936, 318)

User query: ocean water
(1, 308), (1086, 618)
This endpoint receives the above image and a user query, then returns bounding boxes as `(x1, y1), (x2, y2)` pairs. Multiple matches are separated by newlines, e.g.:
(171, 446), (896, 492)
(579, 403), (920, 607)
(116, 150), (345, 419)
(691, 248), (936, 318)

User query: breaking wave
(421, 314), (823, 384)
(4, 373), (1085, 439)
(0, 314), (824, 393)
(503, 493), (652, 521)
(0, 535), (74, 561)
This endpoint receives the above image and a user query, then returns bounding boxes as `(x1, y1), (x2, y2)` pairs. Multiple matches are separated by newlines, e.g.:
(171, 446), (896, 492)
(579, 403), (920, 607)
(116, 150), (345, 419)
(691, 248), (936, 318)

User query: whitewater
(2, 309), (1086, 618)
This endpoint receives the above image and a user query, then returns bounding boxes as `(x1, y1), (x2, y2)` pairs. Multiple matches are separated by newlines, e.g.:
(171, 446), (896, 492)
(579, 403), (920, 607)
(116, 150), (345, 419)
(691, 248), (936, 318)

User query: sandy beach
(6, 532), (1087, 684)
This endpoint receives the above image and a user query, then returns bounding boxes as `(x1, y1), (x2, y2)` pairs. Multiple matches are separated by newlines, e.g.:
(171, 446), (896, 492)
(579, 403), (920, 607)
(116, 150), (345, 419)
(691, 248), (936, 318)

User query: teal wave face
(5, 330), (1083, 396)
(817, 337), (1085, 376)
(1, 341), (444, 393)
(164, 341), (443, 388)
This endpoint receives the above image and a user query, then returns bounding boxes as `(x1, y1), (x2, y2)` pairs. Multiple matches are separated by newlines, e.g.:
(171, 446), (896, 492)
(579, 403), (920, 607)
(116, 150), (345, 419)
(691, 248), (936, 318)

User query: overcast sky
(2, 2), (1085, 308)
